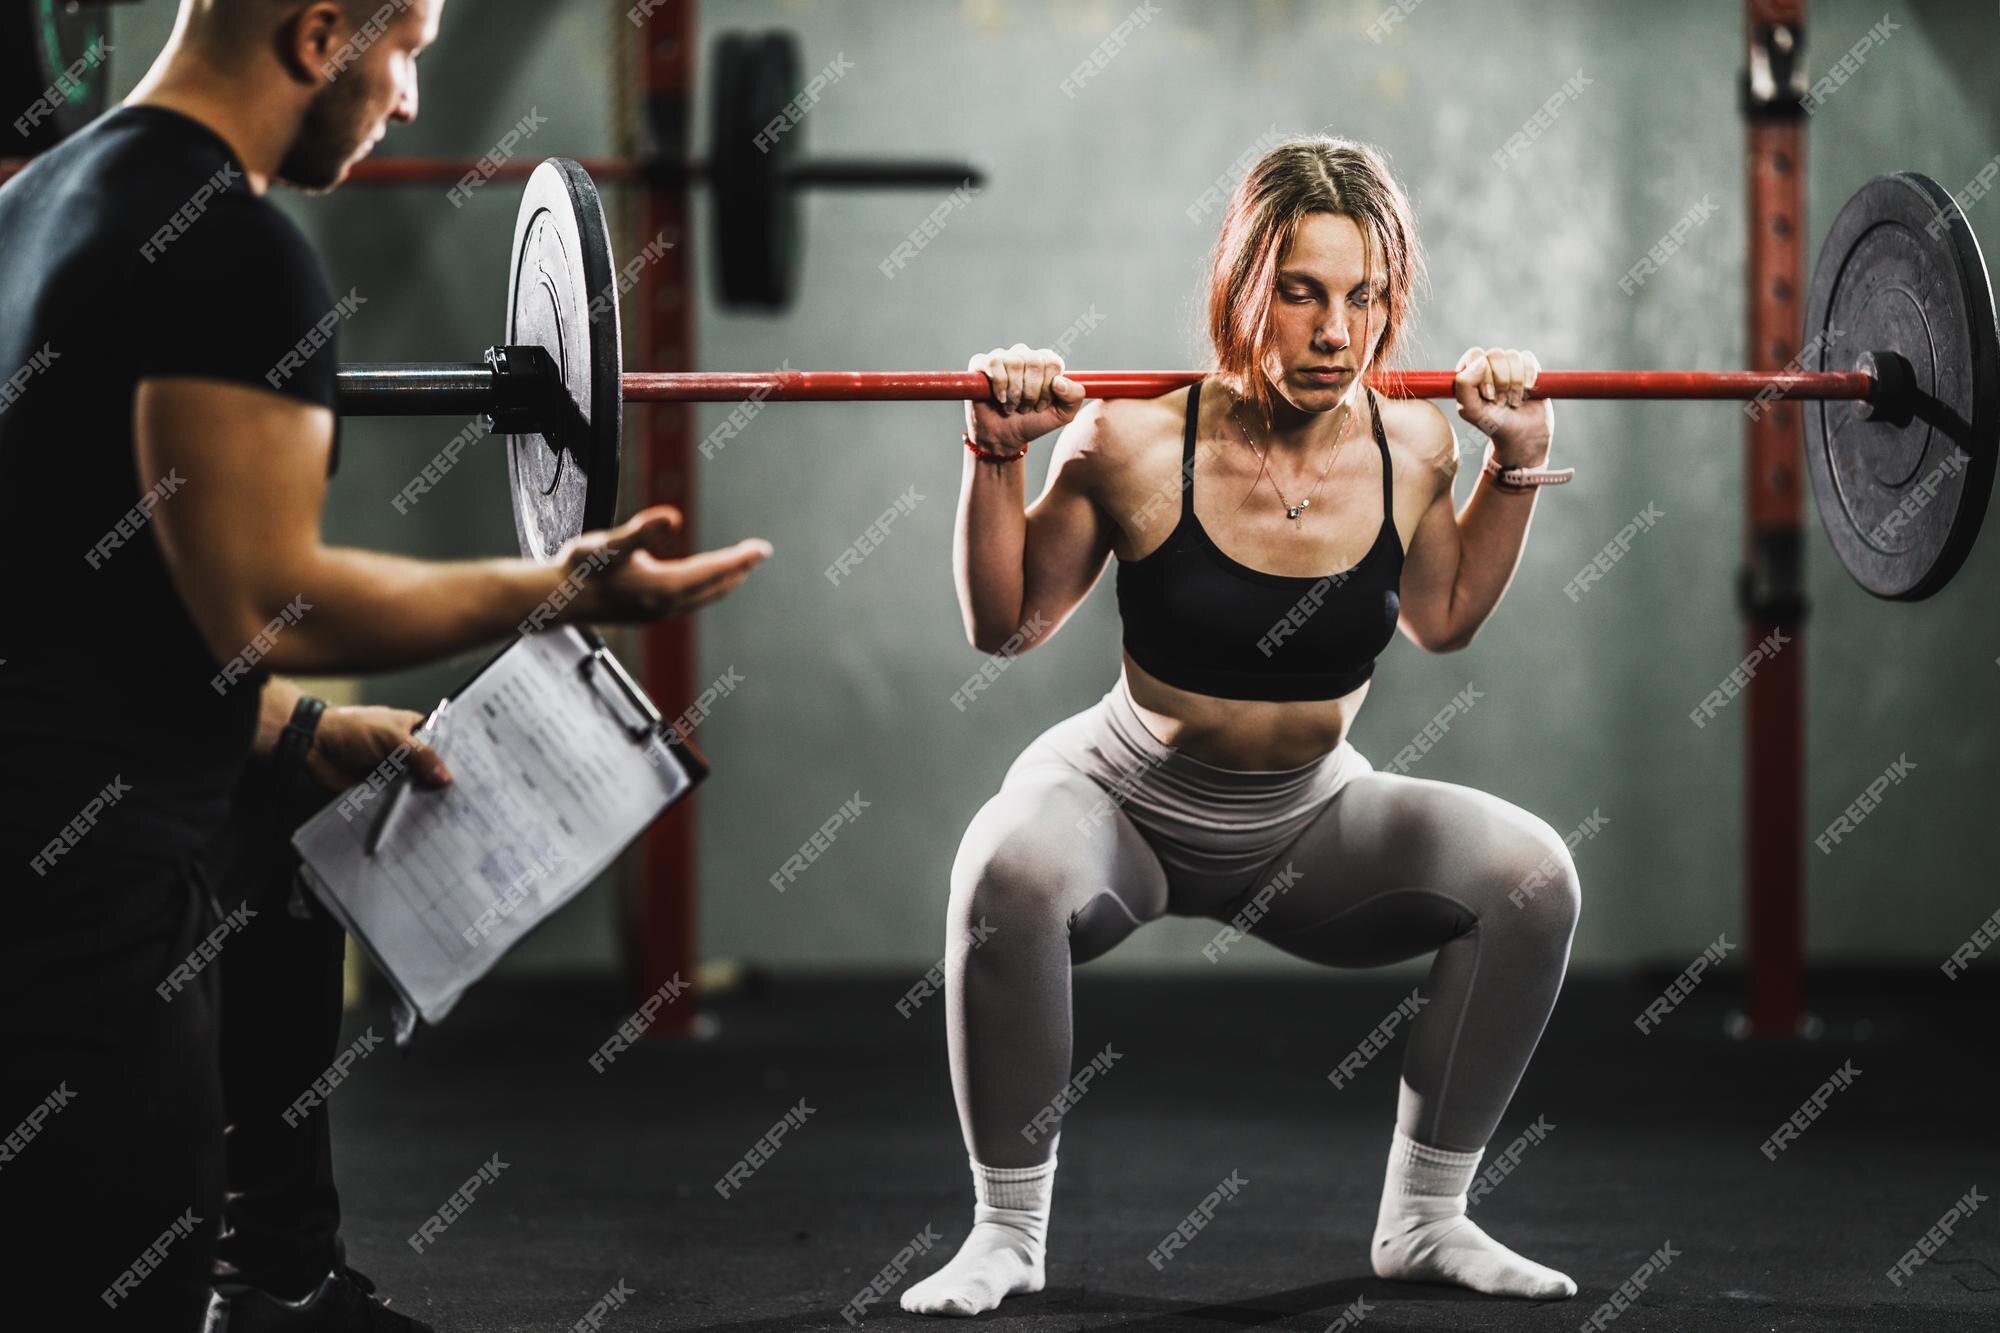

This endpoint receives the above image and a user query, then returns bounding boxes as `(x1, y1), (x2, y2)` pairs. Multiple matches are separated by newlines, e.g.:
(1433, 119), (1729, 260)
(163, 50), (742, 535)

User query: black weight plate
(505, 158), (623, 561)
(2, 0), (113, 153)
(1802, 173), (1998, 600)
(711, 30), (802, 309)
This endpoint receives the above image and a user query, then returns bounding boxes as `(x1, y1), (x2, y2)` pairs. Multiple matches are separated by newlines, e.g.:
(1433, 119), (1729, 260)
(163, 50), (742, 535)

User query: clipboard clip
(577, 631), (667, 742)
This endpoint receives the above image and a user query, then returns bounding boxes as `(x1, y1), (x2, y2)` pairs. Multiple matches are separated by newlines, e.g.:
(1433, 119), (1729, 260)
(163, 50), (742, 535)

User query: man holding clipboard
(0, 2), (771, 1329)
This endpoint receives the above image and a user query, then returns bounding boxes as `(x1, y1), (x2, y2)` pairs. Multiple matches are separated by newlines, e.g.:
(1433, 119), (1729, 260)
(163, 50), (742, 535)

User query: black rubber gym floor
(328, 967), (1999, 1332)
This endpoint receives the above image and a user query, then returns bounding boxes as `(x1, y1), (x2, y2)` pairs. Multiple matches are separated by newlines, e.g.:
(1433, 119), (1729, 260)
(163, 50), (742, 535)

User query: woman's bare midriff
(1100, 381), (1422, 773)
(1121, 650), (1366, 770)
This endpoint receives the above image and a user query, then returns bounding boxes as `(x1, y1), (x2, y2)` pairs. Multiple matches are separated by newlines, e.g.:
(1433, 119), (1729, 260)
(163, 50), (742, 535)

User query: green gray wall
(104, 1), (1999, 976)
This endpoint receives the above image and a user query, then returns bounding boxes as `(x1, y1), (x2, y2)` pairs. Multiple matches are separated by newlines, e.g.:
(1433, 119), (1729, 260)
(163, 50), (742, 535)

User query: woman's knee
(1499, 814), (1583, 940)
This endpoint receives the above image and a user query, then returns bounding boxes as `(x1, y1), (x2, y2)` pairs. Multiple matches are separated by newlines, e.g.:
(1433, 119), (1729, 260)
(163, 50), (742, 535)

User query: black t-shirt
(0, 106), (341, 928)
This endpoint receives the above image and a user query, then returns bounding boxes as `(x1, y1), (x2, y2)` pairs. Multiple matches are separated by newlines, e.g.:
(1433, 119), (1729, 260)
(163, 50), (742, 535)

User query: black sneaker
(206, 1265), (436, 1332)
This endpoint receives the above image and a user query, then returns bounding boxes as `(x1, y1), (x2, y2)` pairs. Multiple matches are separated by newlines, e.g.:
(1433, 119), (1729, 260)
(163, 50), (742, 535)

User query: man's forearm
(252, 547), (568, 676)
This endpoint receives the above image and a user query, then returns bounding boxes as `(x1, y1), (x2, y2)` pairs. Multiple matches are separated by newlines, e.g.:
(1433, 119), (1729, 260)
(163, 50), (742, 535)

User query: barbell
(0, 28), (984, 311)
(336, 157), (1996, 602)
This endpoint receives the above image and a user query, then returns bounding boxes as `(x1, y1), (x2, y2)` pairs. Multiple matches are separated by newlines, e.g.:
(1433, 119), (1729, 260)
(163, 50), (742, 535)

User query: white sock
(901, 1149), (1055, 1317)
(1370, 1127), (1576, 1300)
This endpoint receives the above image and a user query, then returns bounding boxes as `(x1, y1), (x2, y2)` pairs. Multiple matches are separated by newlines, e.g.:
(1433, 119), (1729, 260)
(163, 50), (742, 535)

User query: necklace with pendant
(1229, 397), (1352, 530)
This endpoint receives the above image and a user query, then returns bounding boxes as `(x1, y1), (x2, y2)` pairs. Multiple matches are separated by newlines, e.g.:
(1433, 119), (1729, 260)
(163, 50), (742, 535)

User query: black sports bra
(1113, 380), (1404, 702)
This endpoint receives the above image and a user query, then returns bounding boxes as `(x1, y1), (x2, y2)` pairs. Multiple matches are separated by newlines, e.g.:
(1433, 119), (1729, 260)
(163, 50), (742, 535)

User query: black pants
(0, 762), (344, 1329)
(206, 761), (351, 1298)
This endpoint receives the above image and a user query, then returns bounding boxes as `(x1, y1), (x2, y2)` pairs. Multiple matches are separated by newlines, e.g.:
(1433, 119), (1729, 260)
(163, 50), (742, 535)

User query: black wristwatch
(275, 694), (327, 776)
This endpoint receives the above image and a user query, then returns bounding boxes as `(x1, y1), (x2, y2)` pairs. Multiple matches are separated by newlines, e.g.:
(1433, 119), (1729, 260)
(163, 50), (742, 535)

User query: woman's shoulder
(1373, 390), (1461, 491)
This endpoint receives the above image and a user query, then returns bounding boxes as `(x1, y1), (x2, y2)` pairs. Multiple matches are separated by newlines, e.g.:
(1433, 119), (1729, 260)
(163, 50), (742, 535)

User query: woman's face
(1257, 211), (1386, 416)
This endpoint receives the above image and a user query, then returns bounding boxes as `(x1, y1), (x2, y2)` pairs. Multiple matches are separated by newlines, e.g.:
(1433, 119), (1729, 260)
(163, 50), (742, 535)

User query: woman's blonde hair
(1204, 135), (1425, 423)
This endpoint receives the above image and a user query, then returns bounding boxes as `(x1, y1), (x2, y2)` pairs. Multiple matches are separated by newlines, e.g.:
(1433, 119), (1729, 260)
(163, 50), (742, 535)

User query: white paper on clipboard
(291, 626), (700, 1028)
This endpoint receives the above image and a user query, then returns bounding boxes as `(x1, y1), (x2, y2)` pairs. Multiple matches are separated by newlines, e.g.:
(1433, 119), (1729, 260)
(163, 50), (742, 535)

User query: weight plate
(505, 158), (623, 561)
(1802, 172), (1998, 600)
(2, 0), (113, 153)
(712, 30), (803, 309)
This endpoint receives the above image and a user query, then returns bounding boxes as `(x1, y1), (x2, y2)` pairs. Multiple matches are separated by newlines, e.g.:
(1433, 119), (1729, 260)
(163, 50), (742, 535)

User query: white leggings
(943, 675), (1581, 1168)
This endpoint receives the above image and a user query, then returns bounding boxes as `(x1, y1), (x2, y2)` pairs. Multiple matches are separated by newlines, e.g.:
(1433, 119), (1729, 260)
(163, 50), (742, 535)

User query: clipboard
(291, 626), (707, 1043)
